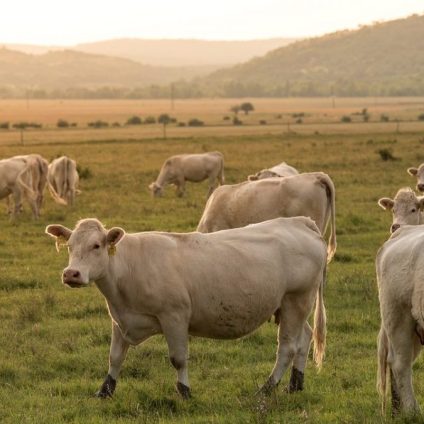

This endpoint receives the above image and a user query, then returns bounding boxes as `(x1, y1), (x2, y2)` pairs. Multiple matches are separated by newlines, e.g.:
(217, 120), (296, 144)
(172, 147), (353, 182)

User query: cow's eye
(93, 243), (100, 249)
(412, 209), (417, 213)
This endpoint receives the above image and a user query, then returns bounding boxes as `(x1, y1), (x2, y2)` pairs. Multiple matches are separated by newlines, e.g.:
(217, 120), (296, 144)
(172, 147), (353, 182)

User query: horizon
(1, 0), (422, 46)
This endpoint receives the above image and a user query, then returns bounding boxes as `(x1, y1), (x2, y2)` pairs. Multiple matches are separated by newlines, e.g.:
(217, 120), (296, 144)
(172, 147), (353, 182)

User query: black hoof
(288, 367), (304, 393)
(95, 374), (116, 398)
(176, 382), (191, 399)
(256, 377), (277, 396)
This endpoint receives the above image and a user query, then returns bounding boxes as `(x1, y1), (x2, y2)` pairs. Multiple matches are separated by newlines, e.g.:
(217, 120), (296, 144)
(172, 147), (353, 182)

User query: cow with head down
(248, 162), (299, 181)
(407, 164), (424, 192)
(378, 188), (424, 233)
(45, 217), (327, 400)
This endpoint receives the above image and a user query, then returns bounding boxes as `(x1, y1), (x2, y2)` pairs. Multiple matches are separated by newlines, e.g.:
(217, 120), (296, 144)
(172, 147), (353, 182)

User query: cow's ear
(106, 227), (125, 246)
(248, 174), (258, 181)
(408, 167), (418, 176)
(378, 198), (394, 210)
(45, 224), (72, 252)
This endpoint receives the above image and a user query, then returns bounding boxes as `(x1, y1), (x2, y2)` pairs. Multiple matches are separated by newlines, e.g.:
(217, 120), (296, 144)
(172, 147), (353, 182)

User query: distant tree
(240, 102), (254, 115)
(126, 115), (142, 125)
(158, 114), (172, 139)
(230, 105), (241, 115)
(341, 116), (352, 123)
(57, 119), (70, 128)
(188, 118), (204, 127)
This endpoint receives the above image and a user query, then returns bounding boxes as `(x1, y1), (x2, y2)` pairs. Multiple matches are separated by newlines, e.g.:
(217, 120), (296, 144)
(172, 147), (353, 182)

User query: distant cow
(407, 164), (424, 192)
(0, 157), (38, 218)
(248, 162), (299, 181)
(47, 156), (80, 206)
(378, 188), (424, 233)
(149, 152), (224, 198)
(11, 154), (48, 211)
(197, 172), (336, 262)
(46, 217), (327, 399)
(377, 225), (424, 414)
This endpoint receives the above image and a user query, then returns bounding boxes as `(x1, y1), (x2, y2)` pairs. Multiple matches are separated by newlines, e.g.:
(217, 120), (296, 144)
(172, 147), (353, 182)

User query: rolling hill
(198, 14), (424, 97)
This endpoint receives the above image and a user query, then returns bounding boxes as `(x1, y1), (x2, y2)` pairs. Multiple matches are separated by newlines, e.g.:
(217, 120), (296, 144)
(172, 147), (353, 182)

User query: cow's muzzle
(62, 269), (86, 288)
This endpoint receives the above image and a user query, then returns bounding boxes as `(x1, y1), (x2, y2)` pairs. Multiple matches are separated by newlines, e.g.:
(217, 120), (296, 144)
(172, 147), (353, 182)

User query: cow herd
(0, 154), (80, 219)
(5, 147), (424, 416)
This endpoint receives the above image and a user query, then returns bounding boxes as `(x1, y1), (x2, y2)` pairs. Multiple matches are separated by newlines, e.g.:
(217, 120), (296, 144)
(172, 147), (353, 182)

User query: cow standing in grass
(248, 162), (299, 181)
(47, 156), (80, 206)
(197, 172), (336, 263)
(149, 152), (224, 198)
(377, 225), (424, 415)
(378, 188), (424, 233)
(46, 217), (327, 399)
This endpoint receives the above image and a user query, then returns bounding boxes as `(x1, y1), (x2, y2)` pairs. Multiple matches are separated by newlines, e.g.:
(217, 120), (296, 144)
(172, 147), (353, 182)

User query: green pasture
(0, 130), (423, 423)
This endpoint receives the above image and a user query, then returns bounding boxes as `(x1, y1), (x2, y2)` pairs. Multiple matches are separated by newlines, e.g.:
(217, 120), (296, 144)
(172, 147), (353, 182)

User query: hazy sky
(2, 0), (423, 45)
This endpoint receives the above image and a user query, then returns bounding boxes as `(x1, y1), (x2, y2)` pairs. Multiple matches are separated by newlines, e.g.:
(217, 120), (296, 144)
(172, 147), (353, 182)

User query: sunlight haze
(1, 0), (423, 45)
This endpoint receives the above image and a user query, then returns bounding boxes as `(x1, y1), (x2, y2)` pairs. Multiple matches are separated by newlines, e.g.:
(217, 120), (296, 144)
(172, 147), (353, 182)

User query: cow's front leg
(96, 322), (129, 398)
(175, 178), (185, 197)
(288, 322), (312, 393)
(161, 316), (190, 399)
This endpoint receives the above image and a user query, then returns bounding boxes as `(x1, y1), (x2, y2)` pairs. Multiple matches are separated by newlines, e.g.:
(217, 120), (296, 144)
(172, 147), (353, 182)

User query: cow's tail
(318, 173), (337, 263)
(16, 164), (38, 202)
(313, 263), (327, 369)
(377, 327), (389, 415)
(47, 180), (68, 205)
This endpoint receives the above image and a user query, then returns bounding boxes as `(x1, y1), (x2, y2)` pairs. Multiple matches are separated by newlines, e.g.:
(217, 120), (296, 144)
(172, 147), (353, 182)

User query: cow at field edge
(248, 162), (299, 181)
(47, 156), (80, 206)
(0, 157), (38, 218)
(377, 225), (424, 415)
(149, 152), (224, 198)
(407, 164), (424, 192)
(46, 217), (327, 399)
(378, 188), (424, 233)
(197, 172), (336, 263)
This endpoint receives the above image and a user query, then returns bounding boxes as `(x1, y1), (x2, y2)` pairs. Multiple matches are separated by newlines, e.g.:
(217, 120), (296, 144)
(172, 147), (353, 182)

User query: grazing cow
(149, 152), (224, 198)
(197, 172), (336, 263)
(407, 164), (424, 192)
(248, 162), (299, 181)
(377, 225), (424, 415)
(11, 154), (48, 210)
(0, 157), (38, 218)
(47, 156), (80, 206)
(45, 217), (327, 399)
(378, 188), (424, 233)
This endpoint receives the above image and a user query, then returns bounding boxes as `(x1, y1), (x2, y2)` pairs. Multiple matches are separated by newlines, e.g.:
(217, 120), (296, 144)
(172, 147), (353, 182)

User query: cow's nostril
(72, 271), (80, 278)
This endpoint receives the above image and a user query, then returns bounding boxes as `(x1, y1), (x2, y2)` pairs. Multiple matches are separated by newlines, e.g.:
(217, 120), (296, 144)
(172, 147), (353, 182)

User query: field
(0, 98), (424, 423)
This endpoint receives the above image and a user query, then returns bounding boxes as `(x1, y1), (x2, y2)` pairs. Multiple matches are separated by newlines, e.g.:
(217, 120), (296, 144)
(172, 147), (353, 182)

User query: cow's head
(378, 188), (424, 233)
(408, 164), (424, 192)
(148, 182), (163, 197)
(45, 219), (125, 288)
(248, 170), (278, 181)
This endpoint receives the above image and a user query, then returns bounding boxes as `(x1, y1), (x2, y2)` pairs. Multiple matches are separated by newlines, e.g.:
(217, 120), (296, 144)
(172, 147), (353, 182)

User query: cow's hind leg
(288, 322), (312, 393)
(96, 322), (129, 398)
(161, 316), (191, 399)
(259, 292), (314, 395)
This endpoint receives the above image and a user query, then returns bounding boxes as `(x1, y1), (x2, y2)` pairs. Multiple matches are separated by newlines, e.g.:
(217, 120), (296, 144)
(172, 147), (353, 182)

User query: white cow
(46, 217), (327, 399)
(378, 188), (424, 233)
(149, 152), (224, 198)
(407, 164), (424, 192)
(377, 225), (424, 414)
(248, 162), (299, 181)
(11, 154), (48, 210)
(47, 156), (80, 206)
(197, 172), (336, 263)
(0, 157), (38, 218)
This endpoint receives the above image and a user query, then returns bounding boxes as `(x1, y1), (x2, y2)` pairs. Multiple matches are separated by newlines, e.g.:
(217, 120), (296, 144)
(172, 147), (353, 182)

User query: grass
(0, 100), (424, 422)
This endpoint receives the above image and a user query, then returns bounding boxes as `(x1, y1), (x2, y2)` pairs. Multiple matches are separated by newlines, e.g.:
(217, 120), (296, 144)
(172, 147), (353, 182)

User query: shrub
(296, 118), (303, 124)
(380, 114), (390, 122)
(76, 165), (92, 179)
(88, 120), (108, 128)
(126, 116), (142, 125)
(188, 118), (204, 127)
(144, 116), (156, 124)
(233, 117), (243, 125)
(292, 112), (305, 118)
(223, 116), (231, 121)
(418, 113), (424, 121)
(12, 122), (42, 129)
(378, 148), (397, 161)
(70, 122), (77, 127)
(57, 119), (69, 128)
(341, 116), (351, 123)
(259, 120), (267, 125)
(112, 122), (121, 127)
(178, 122), (186, 127)
(0, 122), (9, 129)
